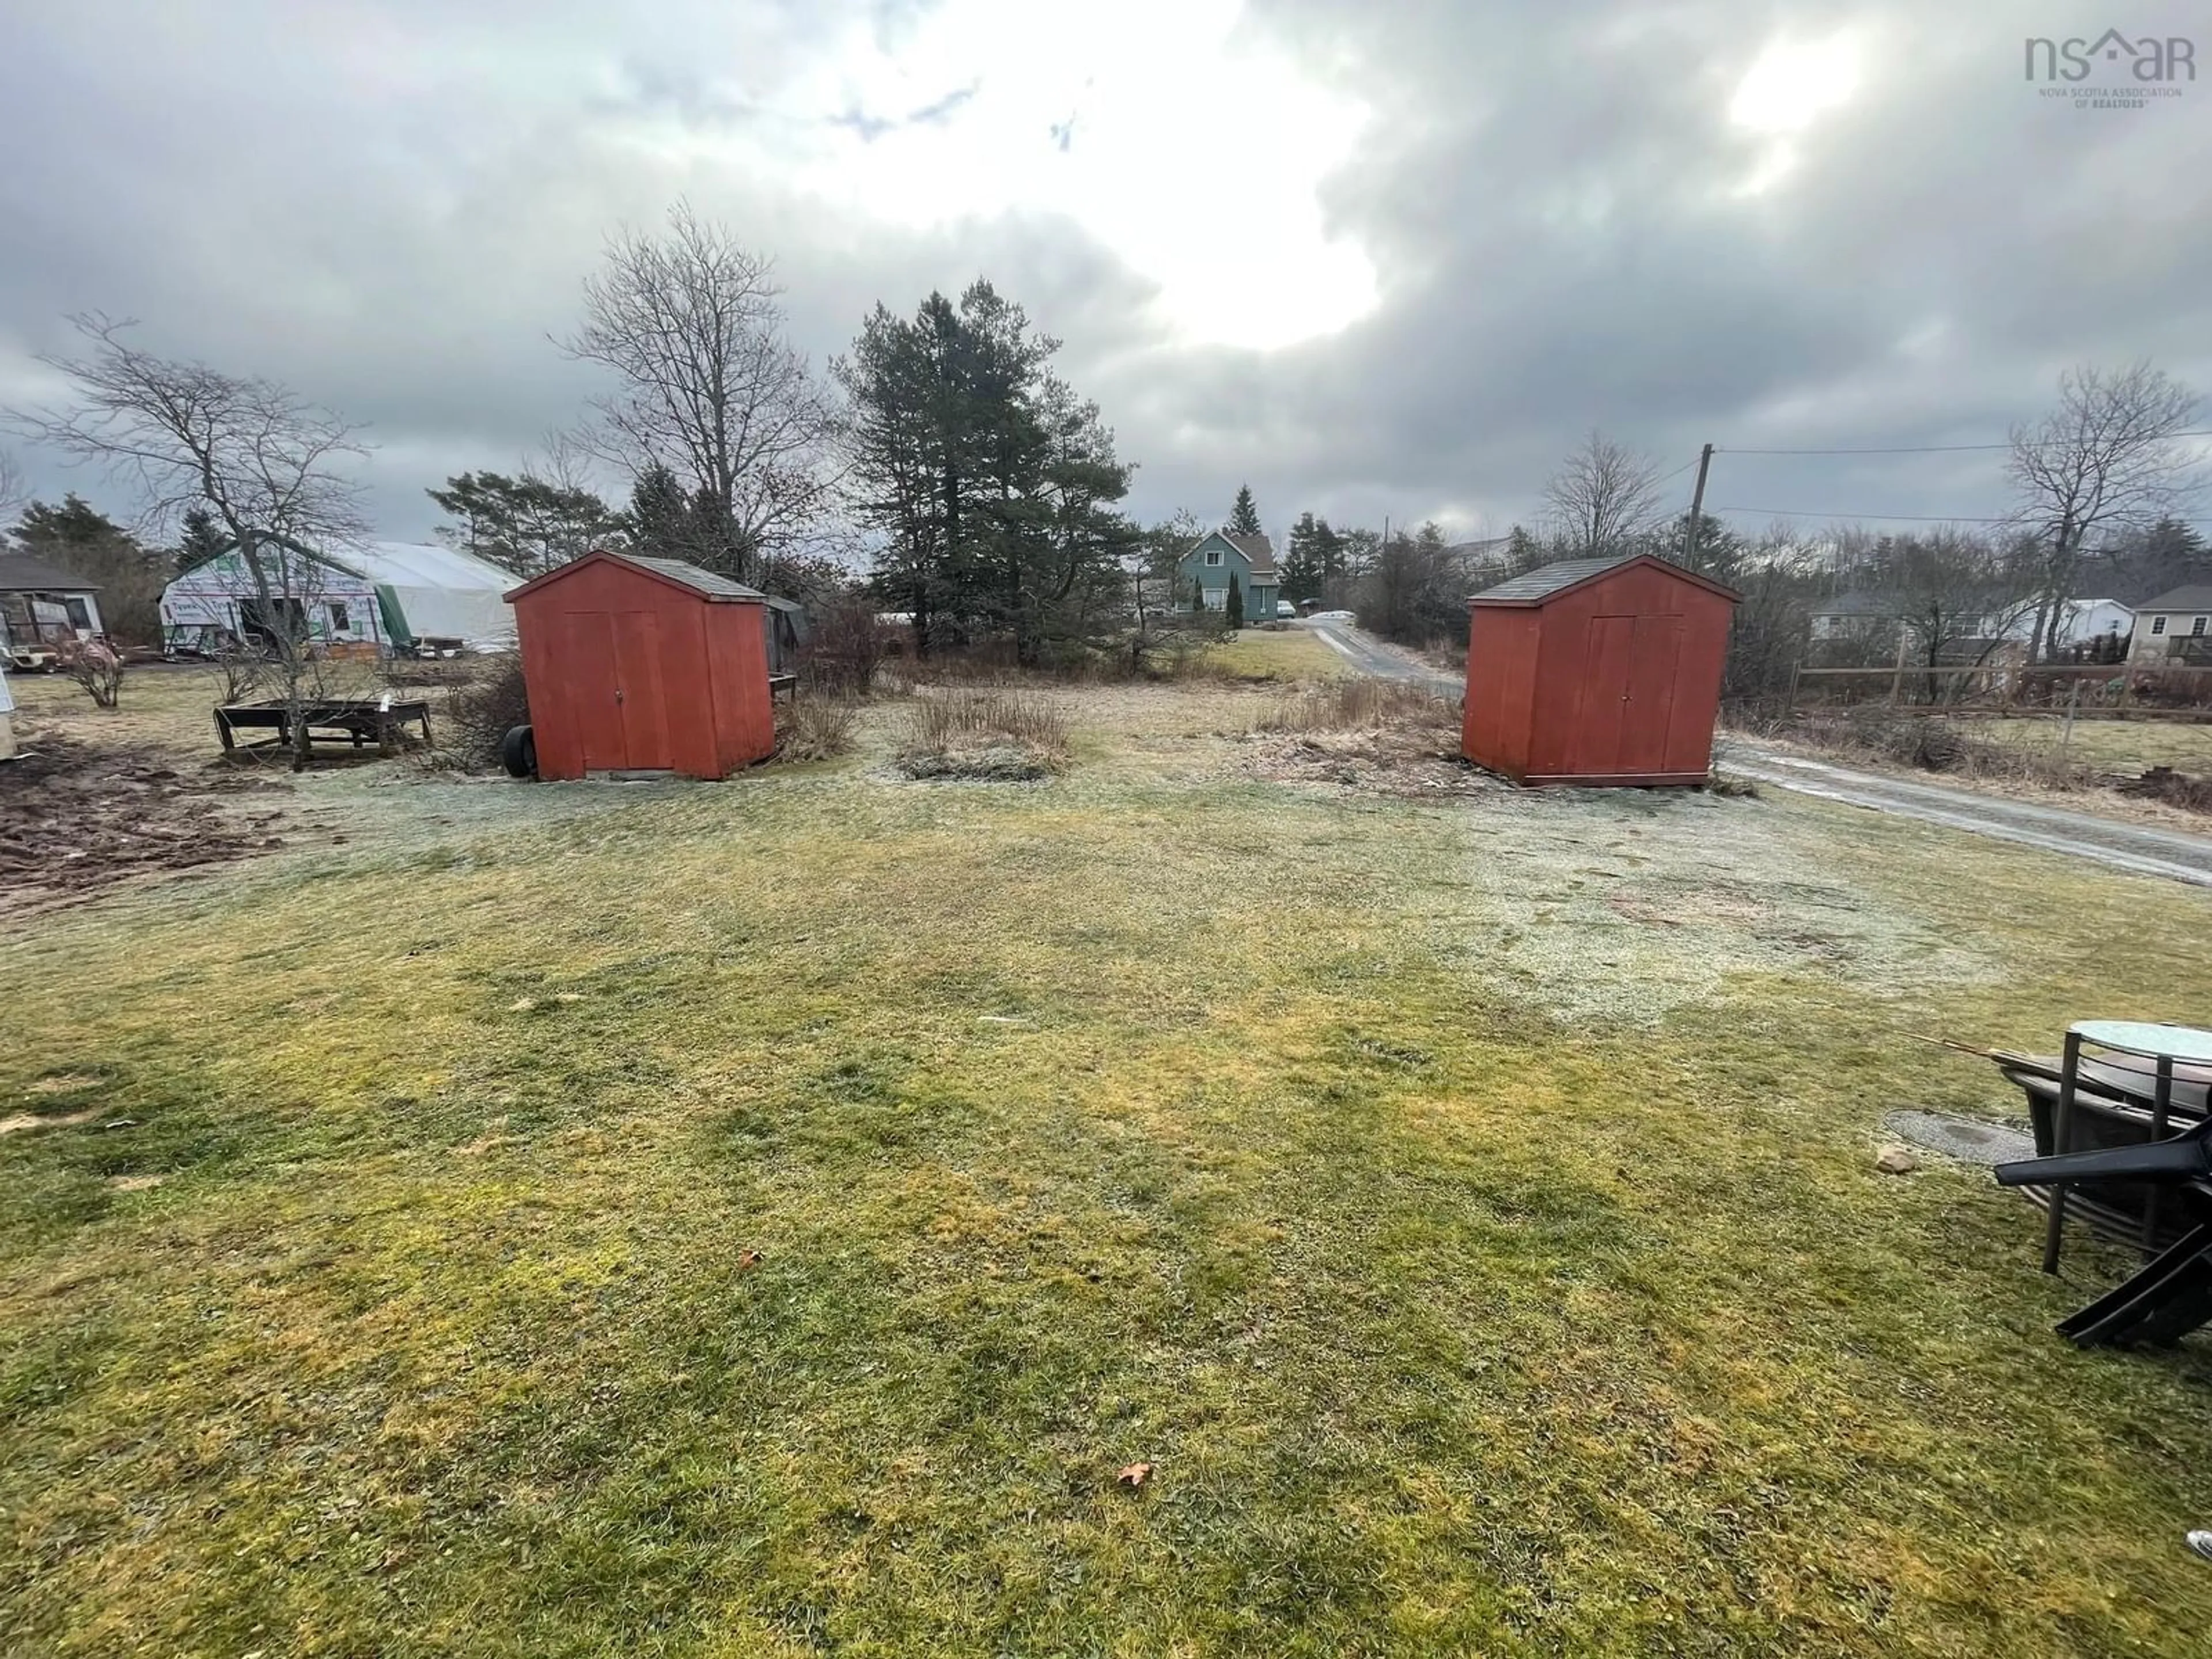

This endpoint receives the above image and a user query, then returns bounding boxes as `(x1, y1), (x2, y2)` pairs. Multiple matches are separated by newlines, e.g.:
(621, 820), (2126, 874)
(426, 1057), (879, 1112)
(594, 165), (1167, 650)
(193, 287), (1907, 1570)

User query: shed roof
(504, 548), (773, 606)
(1469, 552), (1741, 607)
(0, 552), (100, 593)
(2136, 585), (2212, 615)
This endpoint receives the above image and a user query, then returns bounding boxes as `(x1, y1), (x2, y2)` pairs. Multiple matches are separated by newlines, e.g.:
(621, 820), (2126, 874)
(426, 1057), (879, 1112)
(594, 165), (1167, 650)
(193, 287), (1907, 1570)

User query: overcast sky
(3, 0), (2209, 550)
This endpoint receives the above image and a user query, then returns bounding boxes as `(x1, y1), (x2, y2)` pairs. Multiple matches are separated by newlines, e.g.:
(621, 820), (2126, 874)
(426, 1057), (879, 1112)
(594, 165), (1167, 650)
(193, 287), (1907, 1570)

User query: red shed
(1461, 554), (1739, 787)
(505, 550), (776, 781)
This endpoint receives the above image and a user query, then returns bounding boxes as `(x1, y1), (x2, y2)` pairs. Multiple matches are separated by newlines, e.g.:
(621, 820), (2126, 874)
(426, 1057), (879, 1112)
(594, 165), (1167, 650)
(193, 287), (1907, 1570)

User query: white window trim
(2152, 616), (2168, 635)
(1205, 546), (1222, 566)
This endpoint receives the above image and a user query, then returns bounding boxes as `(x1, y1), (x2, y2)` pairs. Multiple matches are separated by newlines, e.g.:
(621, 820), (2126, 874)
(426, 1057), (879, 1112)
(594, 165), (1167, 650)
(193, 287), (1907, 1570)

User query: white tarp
(161, 540), (518, 653)
(356, 542), (517, 650)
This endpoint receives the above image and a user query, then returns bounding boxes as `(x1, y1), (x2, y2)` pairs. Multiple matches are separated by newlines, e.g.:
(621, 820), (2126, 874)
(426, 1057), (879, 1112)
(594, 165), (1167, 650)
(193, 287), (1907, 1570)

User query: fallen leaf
(1117, 1461), (1154, 1488)
(737, 1250), (762, 1270)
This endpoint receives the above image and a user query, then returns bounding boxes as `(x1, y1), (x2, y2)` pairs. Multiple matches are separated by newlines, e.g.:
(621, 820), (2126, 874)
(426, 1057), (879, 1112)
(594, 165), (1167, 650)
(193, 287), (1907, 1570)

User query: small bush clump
(895, 689), (1069, 781)
(1255, 677), (1459, 734)
(777, 695), (859, 762)
(437, 653), (532, 771)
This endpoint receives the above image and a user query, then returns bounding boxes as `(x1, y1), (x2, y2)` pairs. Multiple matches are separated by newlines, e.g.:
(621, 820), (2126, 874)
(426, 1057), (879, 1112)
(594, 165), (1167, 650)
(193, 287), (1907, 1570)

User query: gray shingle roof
(2136, 585), (2212, 615)
(1222, 532), (1278, 577)
(624, 554), (768, 601)
(0, 553), (100, 593)
(1469, 555), (1633, 603)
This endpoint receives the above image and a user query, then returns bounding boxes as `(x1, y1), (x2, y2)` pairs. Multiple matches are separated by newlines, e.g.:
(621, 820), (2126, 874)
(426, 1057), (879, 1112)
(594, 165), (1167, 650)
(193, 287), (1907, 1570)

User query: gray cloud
(2, 0), (2207, 553)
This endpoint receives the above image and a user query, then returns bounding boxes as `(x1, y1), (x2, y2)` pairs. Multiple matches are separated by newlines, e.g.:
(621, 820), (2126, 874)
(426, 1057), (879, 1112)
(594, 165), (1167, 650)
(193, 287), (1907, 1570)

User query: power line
(1711, 502), (2212, 529)
(1711, 504), (2014, 522)
(1717, 429), (2212, 457)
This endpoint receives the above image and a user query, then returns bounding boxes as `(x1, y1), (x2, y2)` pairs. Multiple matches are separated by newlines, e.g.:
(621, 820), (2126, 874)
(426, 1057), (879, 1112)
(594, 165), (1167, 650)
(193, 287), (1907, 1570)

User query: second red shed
(505, 550), (777, 781)
(1461, 554), (1740, 787)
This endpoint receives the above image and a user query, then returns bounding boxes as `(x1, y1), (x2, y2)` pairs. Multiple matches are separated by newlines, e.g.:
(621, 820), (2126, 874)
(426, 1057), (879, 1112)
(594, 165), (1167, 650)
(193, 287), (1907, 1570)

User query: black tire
(501, 724), (538, 779)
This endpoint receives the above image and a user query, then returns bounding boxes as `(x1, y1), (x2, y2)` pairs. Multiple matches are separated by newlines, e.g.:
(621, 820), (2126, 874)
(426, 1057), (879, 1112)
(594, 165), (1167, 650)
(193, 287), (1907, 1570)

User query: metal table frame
(2044, 1020), (2212, 1273)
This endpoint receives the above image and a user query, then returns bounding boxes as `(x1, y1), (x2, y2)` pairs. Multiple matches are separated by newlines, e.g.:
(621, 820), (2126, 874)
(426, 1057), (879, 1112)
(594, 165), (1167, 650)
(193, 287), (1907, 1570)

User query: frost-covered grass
(6, 684), (2212, 1655)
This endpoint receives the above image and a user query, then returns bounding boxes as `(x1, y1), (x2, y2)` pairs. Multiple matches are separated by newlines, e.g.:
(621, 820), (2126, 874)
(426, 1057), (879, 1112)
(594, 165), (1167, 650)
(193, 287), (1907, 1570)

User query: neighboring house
(1811, 591), (2130, 655)
(161, 541), (519, 656)
(2130, 585), (2212, 664)
(0, 554), (104, 660)
(1446, 535), (1516, 588)
(2050, 598), (2132, 654)
(1807, 591), (1893, 642)
(1175, 529), (1279, 623)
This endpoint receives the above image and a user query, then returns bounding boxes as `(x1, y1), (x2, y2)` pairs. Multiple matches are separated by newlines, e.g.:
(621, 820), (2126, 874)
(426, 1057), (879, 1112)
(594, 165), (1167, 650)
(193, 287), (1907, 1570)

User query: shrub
(800, 596), (889, 696)
(777, 694), (858, 762)
(55, 639), (124, 710)
(895, 689), (1069, 781)
(437, 653), (532, 770)
(1255, 677), (1459, 734)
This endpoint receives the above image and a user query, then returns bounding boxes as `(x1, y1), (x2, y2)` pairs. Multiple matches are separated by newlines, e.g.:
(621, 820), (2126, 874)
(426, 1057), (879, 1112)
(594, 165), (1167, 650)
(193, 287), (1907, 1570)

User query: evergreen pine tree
(176, 505), (230, 575)
(1227, 572), (1244, 628)
(1228, 484), (1262, 536)
(628, 464), (696, 560)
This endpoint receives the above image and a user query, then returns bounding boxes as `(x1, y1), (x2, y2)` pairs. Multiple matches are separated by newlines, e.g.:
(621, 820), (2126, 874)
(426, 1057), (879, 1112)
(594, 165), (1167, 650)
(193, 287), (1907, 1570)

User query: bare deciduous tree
(0, 448), (25, 523)
(1542, 430), (1666, 556)
(10, 313), (370, 770)
(2010, 361), (2202, 661)
(562, 202), (839, 582)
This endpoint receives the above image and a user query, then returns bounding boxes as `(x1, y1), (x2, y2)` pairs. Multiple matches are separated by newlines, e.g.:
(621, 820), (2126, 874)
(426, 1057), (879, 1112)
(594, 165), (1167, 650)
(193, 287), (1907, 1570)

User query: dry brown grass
(1255, 676), (1460, 734)
(895, 688), (1070, 780)
(775, 694), (859, 762)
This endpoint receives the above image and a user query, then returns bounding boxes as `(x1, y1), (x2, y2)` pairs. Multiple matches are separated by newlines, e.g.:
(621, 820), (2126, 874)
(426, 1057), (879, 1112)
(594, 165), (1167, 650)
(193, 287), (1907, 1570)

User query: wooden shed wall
(512, 557), (772, 781)
(1460, 607), (1541, 779)
(1522, 564), (1733, 785)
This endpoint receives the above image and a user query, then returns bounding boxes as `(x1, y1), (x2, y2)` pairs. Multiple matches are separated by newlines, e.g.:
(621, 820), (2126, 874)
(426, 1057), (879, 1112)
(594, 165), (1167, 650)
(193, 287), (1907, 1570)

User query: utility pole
(1683, 443), (1714, 568)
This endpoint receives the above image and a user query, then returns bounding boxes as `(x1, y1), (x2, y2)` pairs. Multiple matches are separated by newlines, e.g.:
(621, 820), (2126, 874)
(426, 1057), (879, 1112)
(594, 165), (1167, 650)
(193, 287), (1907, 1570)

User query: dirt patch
(0, 1108), (101, 1136)
(2113, 766), (2212, 810)
(0, 734), (297, 915)
(1247, 729), (1503, 798)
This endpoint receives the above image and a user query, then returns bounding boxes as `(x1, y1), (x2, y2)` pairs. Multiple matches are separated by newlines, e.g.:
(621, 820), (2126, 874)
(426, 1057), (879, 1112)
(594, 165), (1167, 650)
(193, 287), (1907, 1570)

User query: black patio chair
(1995, 1118), (2212, 1348)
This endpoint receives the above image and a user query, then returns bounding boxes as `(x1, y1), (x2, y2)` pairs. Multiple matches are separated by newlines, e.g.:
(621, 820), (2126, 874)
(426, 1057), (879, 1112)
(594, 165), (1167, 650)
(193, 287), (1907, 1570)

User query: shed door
(1571, 613), (1684, 775)
(559, 612), (628, 771)
(1571, 615), (1635, 774)
(1620, 615), (1684, 774)
(612, 610), (672, 770)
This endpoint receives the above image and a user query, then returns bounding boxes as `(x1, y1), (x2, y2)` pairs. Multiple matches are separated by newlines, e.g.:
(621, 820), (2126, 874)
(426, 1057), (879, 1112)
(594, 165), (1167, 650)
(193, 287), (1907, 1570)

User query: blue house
(1175, 531), (1279, 624)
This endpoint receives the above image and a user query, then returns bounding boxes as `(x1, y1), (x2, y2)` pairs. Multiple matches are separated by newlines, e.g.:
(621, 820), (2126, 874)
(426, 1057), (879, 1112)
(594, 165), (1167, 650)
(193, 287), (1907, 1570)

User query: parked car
(1275, 600), (1296, 619)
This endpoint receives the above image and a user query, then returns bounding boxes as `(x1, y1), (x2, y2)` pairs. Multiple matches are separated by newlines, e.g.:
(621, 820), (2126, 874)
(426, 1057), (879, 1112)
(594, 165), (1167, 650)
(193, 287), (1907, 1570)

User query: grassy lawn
(1956, 715), (2212, 775)
(1205, 627), (1347, 681)
(7, 676), (2212, 1654)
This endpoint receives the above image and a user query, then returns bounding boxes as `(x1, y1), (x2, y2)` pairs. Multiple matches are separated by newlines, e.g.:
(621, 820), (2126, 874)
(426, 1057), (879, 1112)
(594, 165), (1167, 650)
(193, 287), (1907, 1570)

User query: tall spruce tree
(176, 504), (229, 575)
(1228, 484), (1262, 536)
(836, 279), (1134, 662)
(627, 464), (700, 563)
